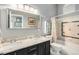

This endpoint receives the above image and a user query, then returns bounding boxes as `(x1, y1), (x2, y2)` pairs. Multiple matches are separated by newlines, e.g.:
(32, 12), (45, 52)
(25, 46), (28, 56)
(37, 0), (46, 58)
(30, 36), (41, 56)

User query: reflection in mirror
(9, 14), (23, 28)
(43, 20), (51, 35)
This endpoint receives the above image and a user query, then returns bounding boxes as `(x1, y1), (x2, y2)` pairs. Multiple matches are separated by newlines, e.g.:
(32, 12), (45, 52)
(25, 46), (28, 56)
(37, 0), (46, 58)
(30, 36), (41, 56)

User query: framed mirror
(8, 9), (41, 29)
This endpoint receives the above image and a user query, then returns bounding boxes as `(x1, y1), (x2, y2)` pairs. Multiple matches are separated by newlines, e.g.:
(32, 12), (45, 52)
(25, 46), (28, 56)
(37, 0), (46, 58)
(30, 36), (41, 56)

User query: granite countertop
(0, 36), (51, 54)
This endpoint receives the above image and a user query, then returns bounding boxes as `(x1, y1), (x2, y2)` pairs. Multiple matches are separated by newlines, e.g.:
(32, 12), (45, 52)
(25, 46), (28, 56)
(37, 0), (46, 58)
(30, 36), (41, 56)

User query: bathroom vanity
(5, 41), (50, 55)
(0, 36), (50, 55)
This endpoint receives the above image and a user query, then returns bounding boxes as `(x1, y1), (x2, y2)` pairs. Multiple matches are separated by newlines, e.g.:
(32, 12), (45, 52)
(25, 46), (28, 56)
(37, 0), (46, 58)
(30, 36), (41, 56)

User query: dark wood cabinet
(5, 41), (50, 55)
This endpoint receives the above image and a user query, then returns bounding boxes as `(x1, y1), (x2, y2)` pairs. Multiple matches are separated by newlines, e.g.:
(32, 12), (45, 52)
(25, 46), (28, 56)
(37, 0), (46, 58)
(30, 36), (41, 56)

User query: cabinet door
(38, 42), (46, 55)
(45, 41), (50, 55)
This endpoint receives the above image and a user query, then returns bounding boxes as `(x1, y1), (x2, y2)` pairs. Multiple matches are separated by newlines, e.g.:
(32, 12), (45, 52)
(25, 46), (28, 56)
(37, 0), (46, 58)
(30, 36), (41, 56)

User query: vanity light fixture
(10, 4), (39, 14)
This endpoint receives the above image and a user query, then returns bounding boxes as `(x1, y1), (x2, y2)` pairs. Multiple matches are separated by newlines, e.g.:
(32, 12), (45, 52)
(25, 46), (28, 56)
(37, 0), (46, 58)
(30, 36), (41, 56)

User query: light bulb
(25, 5), (29, 10)
(17, 4), (24, 9)
(10, 4), (17, 9)
(34, 9), (38, 14)
(30, 7), (34, 12)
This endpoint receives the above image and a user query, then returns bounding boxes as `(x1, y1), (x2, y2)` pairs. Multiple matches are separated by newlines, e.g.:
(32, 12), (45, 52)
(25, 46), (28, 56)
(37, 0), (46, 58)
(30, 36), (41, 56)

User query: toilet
(50, 43), (68, 55)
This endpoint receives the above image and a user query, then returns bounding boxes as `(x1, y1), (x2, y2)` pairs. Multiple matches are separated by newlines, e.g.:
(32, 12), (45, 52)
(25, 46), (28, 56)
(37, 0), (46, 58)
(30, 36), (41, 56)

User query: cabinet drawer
(27, 45), (38, 54)
(27, 45), (37, 51)
(27, 49), (38, 55)
(16, 48), (28, 55)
